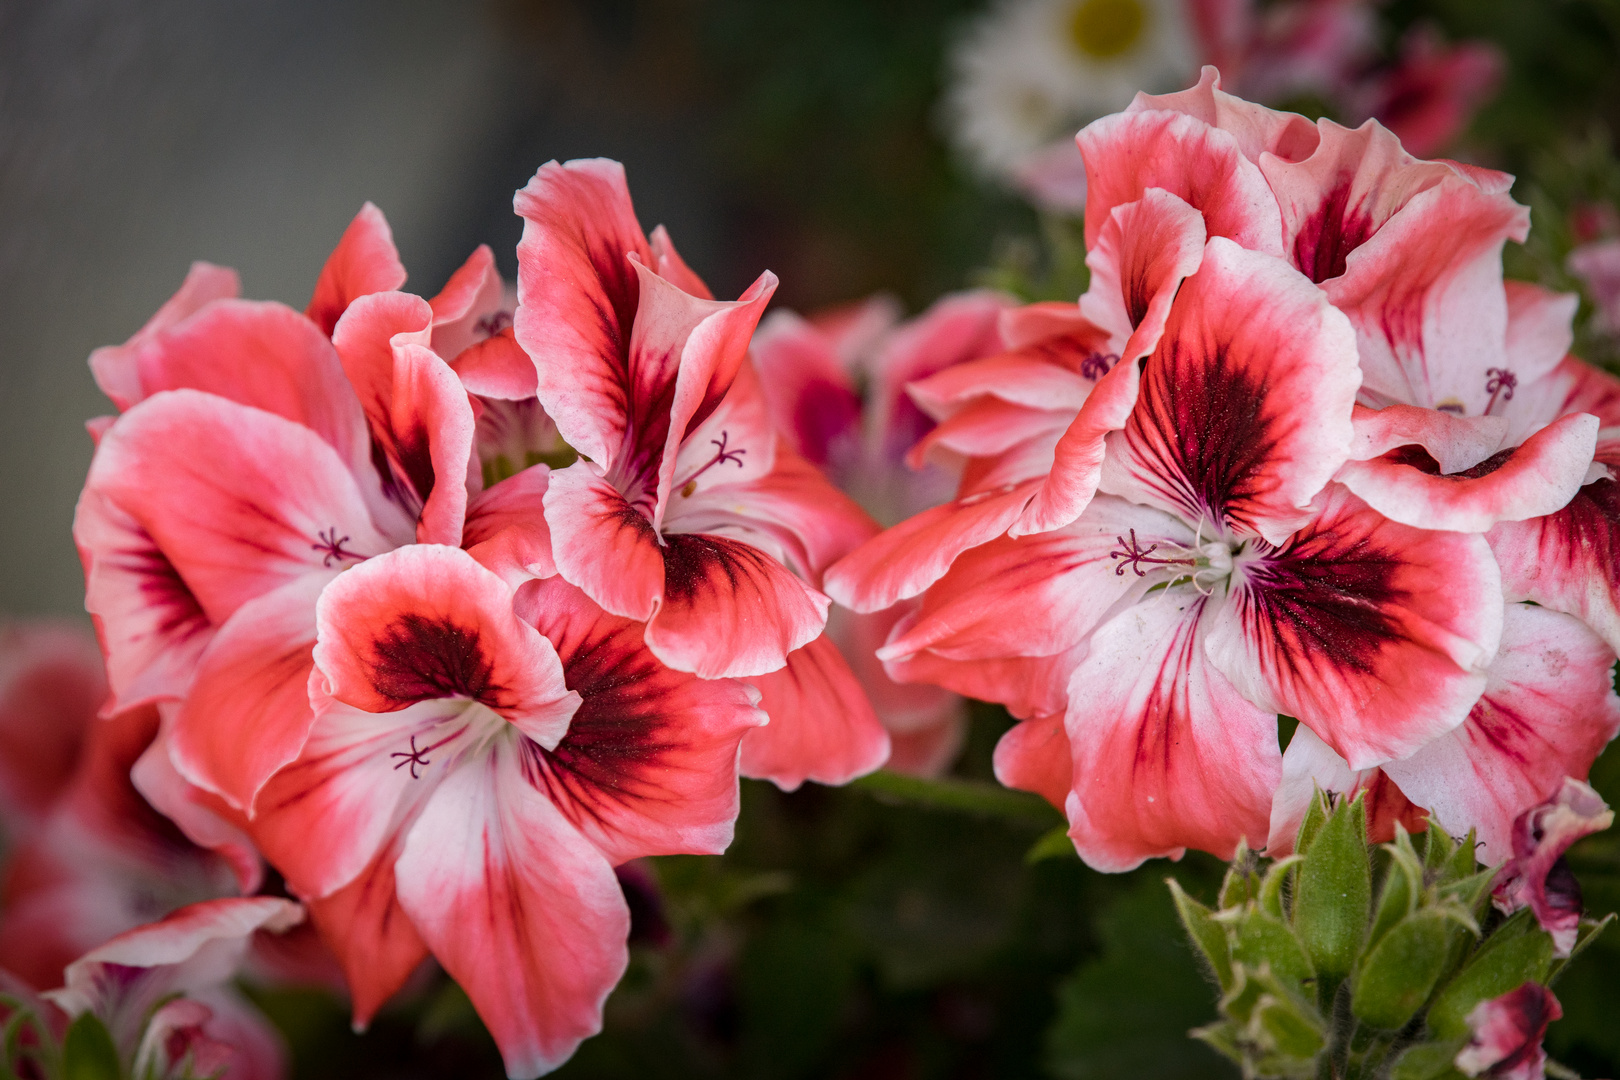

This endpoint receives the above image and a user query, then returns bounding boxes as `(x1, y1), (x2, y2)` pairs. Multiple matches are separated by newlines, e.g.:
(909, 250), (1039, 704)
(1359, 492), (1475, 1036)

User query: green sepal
(1421, 819), (1456, 874)
(1212, 964), (1324, 1079)
(1219, 839), (1262, 910)
(1169, 878), (1232, 991)
(1387, 1038), (1469, 1080)
(1293, 791), (1370, 982)
(1369, 830), (1423, 953)
(1190, 1018), (1245, 1068)
(1228, 910), (1314, 993)
(1259, 855), (1303, 920)
(1440, 830), (1479, 886)
(62, 1012), (121, 1080)
(1547, 911), (1615, 984)
(1295, 789), (1330, 857)
(1437, 866), (1497, 921)
(1351, 907), (1472, 1030)
(1426, 908), (1554, 1039)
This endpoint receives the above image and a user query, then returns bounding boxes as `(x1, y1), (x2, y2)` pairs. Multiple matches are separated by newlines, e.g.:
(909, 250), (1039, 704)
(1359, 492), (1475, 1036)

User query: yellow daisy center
(1067, 0), (1148, 60)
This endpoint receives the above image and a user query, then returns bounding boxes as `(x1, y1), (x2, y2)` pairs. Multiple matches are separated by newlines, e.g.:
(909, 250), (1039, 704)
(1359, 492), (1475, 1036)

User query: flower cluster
(830, 68), (1620, 876)
(2, 59), (1614, 1080)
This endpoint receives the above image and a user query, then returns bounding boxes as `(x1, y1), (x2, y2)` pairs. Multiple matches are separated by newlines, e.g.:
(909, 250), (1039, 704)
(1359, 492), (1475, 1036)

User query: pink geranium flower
(1455, 982), (1562, 1080)
(513, 159), (889, 789)
(1491, 777), (1613, 956)
(246, 548), (764, 1075)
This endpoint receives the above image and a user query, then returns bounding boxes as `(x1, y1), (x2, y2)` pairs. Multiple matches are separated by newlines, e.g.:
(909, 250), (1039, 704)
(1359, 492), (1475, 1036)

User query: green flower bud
(1293, 791), (1370, 982)
(1351, 908), (1473, 1030)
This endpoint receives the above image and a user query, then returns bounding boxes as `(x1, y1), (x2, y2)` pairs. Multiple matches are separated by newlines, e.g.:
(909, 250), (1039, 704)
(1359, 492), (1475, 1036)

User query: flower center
(1110, 528), (1238, 594)
(1067, 0), (1147, 60)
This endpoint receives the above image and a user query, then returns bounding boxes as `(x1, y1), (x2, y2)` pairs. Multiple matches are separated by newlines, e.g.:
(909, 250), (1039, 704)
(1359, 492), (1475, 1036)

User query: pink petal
(883, 714), (968, 778)
(1490, 778), (1613, 956)
(306, 203), (407, 337)
(1323, 166), (1528, 411)
(394, 742), (629, 1078)
(1337, 412), (1599, 532)
(741, 631), (889, 790)
(313, 546), (579, 746)
(1455, 983), (1560, 1080)
(130, 716), (262, 892)
(306, 842), (428, 1029)
(645, 534), (830, 679)
(331, 291), (477, 544)
(1357, 32), (1502, 160)
(1569, 237), (1620, 336)
(1488, 476), (1620, 655)
(1128, 66), (1321, 164)
(1209, 484), (1502, 770)
(1501, 282), (1578, 394)
(1102, 238), (1360, 543)
(90, 261), (241, 410)
(452, 331), (538, 400)
(516, 577), (765, 859)
(543, 462), (666, 621)
(750, 310), (862, 470)
(168, 575), (327, 811)
(514, 158), (654, 469)
(993, 712), (1073, 811)
(1264, 724), (1427, 856)
(1065, 593), (1281, 872)
(73, 489), (214, 714)
(1077, 106), (1285, 260)
(1079, 187), (1208, 357)
(905, 354), (1094, 420)
(648, 224), (714, 300)
(884, 644), (1084, 723)
(462, 465), (558, 587)
(1383, 604), (1620, 865)
(0, 621), (104, 824)
(427, 244), (510, 362)
(827, 605), (966, 777)
(84, 391), (389, 626)
(1345, 402), (1506, 472)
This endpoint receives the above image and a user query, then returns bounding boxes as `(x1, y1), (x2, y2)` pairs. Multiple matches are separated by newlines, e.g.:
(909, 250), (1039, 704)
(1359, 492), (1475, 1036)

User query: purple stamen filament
(391, 734), (433, 779)
(674, 430), (747, 497)
(313, 528), (361, 568)
(1110, 529), (1198, 577)
(1484, 367), (1517, 415)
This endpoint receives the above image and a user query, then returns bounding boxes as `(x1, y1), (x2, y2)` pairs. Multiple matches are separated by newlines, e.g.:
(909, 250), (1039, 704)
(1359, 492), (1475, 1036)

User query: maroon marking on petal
(792, 379), (862, 468)
(1381, 443), (1517, 480)
(660, 533), (774, 606)
(368, 616), (500, 707)
(394, 422), (437, 511)
(1128, 336), (1281, 525)
(1292, 179), (1377, 284)
(369, 437), (423, 519)
(121, 541), (210, 642)
(1237, 528), (1408, 679)
(475, 310), (513, 339)
(1124, 263), (1152, 328)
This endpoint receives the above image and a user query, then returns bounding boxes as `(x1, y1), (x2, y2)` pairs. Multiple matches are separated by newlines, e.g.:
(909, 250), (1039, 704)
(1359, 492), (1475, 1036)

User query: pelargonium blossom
(1490, 777), (1613, 956)
(246, 548), (764, 1076)
(514, 159), (889, 788)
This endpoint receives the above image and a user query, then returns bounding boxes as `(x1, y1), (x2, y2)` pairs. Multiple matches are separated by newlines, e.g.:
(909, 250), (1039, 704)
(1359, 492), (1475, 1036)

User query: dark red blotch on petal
(1292, 180), (1378, 285)
(368, 616), (499, 708)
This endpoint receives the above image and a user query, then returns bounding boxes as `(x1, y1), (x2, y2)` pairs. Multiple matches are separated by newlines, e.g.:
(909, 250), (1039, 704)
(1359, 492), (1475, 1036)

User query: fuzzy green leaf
(1351, 910), (1457, 1030)
(1293, 791), (1369, 981)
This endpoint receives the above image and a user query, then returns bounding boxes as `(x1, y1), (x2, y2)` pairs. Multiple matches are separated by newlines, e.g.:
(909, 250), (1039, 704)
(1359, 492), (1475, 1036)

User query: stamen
(1109, 529), (1196, 577)
(672, 430), (747, 496)
(312, 528), (362, 568)
(1079, 351), (1119, 381)
(390, 734), (432, 779)
(1484, 367), (1517, 415)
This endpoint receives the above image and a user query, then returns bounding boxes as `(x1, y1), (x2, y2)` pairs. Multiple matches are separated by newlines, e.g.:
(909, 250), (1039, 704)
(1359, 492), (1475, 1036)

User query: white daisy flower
(944, 0), (1197, 181)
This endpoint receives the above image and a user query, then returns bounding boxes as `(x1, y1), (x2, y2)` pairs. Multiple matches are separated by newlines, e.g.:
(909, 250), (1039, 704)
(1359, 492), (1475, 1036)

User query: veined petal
(130, 717), (261, 892)
(462, 465), (558, 587)
(1102, 238), (1360, 541)
(1345, 403), (1507, 473)
(1209, 484), (1502, 770)
(313, 546), (579, 748)
(750, 310), (862, 470)
(428, 244), (510, 362)
(1079, 187), (1207, 357)
(1488, 477), (1620, 655)
(1129, 66), (1320, 163)
(1501, 282), (1578, 392)
(1383, 604), (1620, 864)
(514, 158), (654, 470)
(1065, 593), (1281, 872)
(168, 575), (328, 811)
(1077, 107), (1285, 259)
(1491, 778), (1613, 956)
(306, 203), (407, 337)
(306, 841), (428, 1030)
(84, 390), (390, 626)
(516, 577), (765, 861)
(904, 354), (1094, 420)
(883, 643), (1084, 723)
(645, 534), (829, 679)
(992, 712), (1072, 811)
(1502, 356), (1620, 449)
(741, 631), (889, 790)
(1264, 725), (1426, 856)
(543, 463), (665, 621)
(394, 741), (629, 1079)
(1337, 412), (1598, 532)
(90, 261), (241, 411)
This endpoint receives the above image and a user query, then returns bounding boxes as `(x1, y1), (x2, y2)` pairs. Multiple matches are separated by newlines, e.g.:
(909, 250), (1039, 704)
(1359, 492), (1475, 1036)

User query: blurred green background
(4, 1), (1620, 1076)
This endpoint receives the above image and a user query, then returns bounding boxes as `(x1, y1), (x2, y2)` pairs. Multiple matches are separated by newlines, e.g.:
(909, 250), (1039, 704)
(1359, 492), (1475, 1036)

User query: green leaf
(1295, 790), (1330, 857)
(1388, 1038), (1469, 1080)
(1427, 910), (1554, 1039)
(1293, 792), (1370, 981)
(1369, 836), (1422, 954)
(1351, 910), (1458, 1030)
(1441, 830), (1481, 886)
(1026, 824), (1078, 864)
(62, 1012), (120, 1080)
(1218, 840), (1261, 910)
(1170, 878), (1232, 991)
(1230, 911), (1314, 993)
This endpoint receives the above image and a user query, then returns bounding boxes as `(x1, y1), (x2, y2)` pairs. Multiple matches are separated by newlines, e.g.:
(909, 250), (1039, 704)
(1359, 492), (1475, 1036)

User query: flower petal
(514, 158), (655, 469)
(1129, 66), (1321, 163)
(90, 262), (241, 410)
(992, 712), (1072, 811)
(462, 465), (558, 588)
(313, 546), (579, 748)
(543, 462), (665, 621)
(394, 741), (629, 1079)
(305, 842), (428, 1030)
(741, 630), (889, 790)
(1209, 484), (1501, 769)
(1491, 778), (1613, 956)
(1101, 237), (1360, 543)
(750, 310), (861, 471)
(0, 621), (105, 824)
(1488, 476), (1620, 655)
(168, 575), (327, 811)
(1382, 604), (1620, 864)
(428, 244), (511, 363)
(1455, 983), (1560, 1080)
(1065, 593), (1281, 872)
(1264, 724), (1426, 856)
(515, 577), (765, 861)
(883, 644), (1084, 723)
(645, 534), (829, 679)
(1079, 187), (1208, 357)
(306, 203), (407, 337)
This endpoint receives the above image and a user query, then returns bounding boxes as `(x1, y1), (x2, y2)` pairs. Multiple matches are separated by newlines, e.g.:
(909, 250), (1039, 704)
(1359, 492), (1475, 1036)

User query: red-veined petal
(741, 631), (889, 790)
